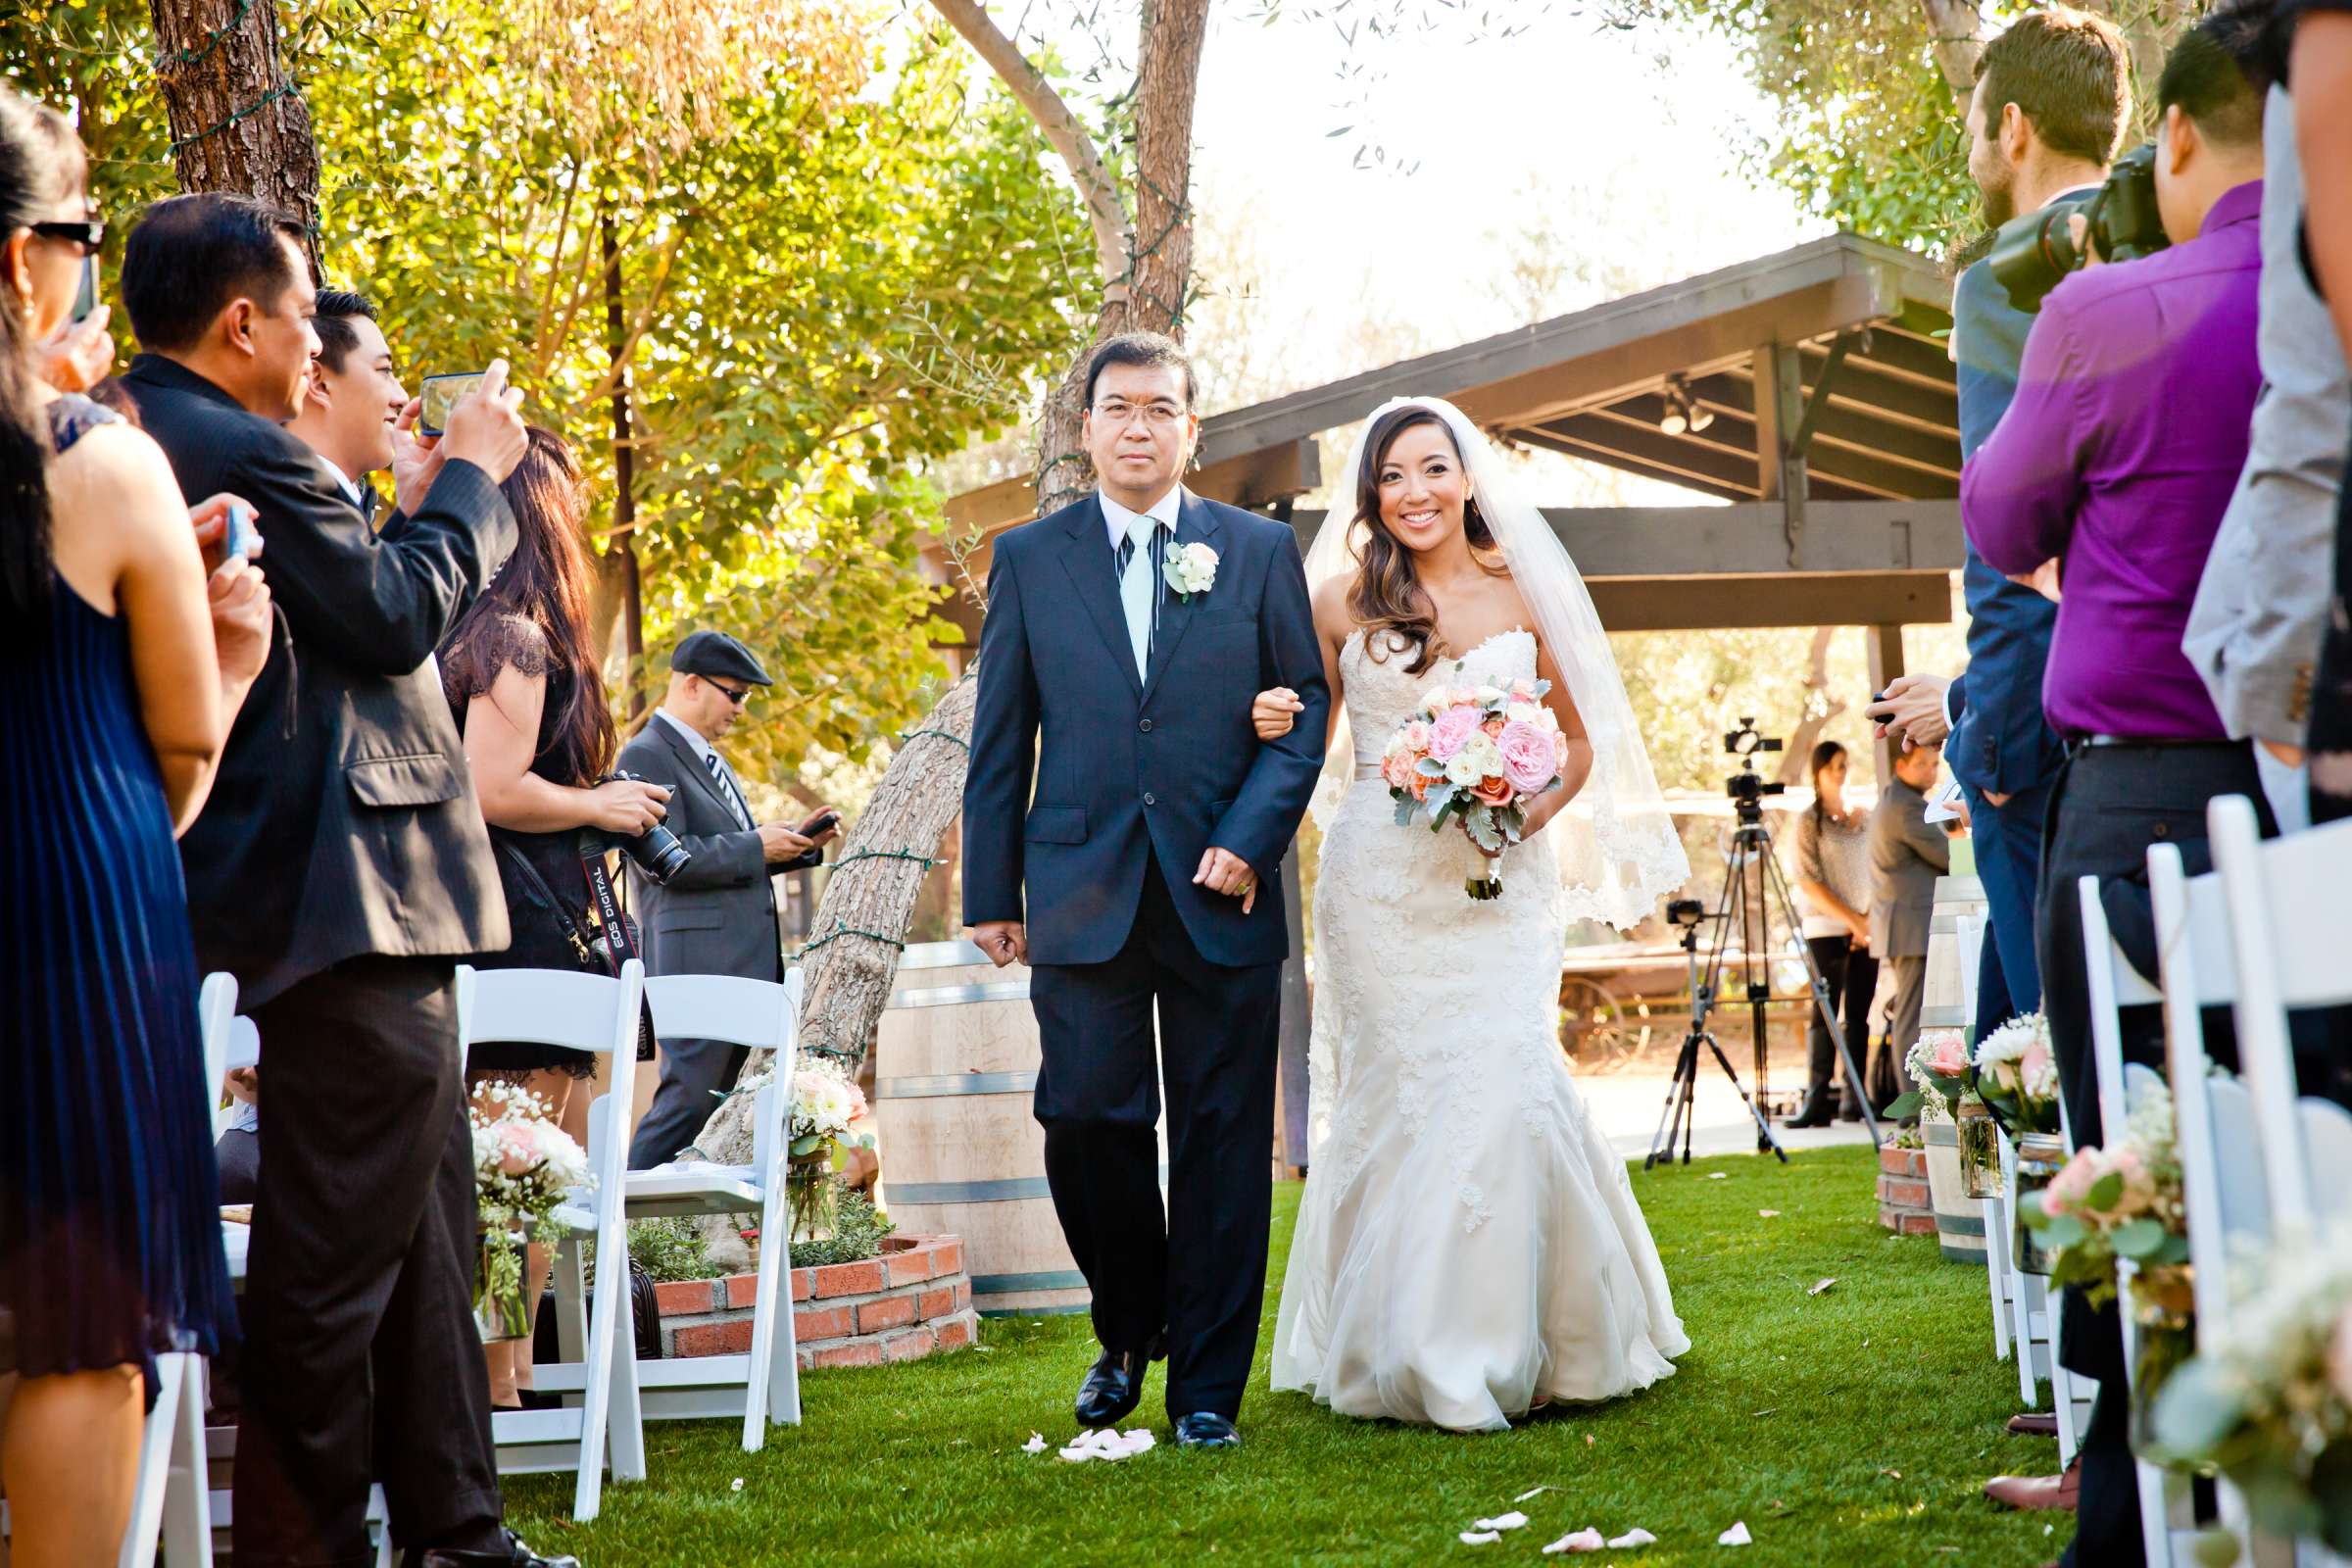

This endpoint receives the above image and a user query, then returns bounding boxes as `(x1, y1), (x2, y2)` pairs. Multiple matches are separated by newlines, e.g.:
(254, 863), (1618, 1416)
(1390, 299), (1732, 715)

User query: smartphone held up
(417, 371), (487, 437)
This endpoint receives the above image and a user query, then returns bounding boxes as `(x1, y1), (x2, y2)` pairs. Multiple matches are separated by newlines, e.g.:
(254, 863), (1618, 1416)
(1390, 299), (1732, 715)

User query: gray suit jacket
(613, 715), (779, 983)
(2183, 86), (2349, 747)
(1869, 777), (1949, 959)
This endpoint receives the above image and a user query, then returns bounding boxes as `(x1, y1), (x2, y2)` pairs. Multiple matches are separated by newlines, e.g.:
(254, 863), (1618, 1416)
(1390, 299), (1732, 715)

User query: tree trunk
(1036, 0), (1211, 517)
(684, 0), (1213, 1170)
(1775, 626), (1849, 786)
(601, 207), (647, 717)
(149, 0), (322, 270)
(684, 675), (980, 1164)
(1916, 0), (1986, 98)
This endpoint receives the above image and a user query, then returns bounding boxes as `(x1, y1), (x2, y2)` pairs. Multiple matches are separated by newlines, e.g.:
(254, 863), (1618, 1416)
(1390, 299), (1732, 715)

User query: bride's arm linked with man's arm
(1200, 536), (1331, 911)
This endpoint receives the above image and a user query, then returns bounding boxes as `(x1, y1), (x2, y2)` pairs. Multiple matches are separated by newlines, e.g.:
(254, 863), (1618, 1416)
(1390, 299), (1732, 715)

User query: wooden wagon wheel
(1557, 974), (1648, 1072)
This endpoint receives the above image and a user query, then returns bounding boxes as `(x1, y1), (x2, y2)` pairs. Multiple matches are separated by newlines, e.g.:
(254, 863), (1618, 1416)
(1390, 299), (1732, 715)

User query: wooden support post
(1866, 623), (1908, 787)
(1751, 343), (1811, 565)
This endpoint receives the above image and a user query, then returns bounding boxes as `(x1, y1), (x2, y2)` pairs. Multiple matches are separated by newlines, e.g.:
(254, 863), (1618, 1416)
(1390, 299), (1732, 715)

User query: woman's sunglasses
(29, 220), (106, 256)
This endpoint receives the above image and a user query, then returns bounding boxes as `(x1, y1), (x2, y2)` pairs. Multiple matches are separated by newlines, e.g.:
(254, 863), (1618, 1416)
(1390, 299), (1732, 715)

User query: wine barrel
(1919, 874), (1988, 1033)
(872, 941), (1165, 1316)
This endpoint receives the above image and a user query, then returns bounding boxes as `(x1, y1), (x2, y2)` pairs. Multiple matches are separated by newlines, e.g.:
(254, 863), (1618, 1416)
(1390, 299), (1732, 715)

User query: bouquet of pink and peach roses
(1382, 673), (1571, 900)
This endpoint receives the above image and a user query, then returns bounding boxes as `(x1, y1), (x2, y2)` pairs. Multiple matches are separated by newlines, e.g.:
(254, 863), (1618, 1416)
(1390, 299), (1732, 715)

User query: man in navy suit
(1870, 11), (2128, 1048)
(962, 332), (1330, 1448)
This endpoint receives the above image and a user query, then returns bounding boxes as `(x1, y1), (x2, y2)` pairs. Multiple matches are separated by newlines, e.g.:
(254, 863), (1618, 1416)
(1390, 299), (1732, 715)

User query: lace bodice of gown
(1343, 626), (1539, 777)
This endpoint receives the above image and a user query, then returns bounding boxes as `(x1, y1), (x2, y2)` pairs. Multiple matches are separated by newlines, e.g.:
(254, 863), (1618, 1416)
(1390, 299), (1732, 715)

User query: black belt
(2065, 734), (2245, 758)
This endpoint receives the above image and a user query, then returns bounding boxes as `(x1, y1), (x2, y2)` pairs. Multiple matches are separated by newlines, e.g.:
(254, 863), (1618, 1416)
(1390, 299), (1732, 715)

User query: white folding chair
(538, 967), (805, 1450)
(456, 962), (649, 1522)
(2148, 842), (2287, 1568)
(2078, 875), (2204, 1567)
(2207, 797), (2352, 1228)
(1953, 911), (2019, 1364)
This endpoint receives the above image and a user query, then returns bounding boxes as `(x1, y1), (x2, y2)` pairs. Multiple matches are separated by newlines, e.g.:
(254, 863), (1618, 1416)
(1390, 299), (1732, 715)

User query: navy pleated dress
(0, 395), (234, 1392)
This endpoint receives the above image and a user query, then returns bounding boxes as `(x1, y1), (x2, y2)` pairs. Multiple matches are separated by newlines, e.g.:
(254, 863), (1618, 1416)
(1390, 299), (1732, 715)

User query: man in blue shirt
(1871, 10), (2130, 1053)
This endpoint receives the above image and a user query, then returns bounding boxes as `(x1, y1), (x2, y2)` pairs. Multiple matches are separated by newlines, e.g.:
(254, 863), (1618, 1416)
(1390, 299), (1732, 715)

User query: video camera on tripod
(1642, 714), (1886, 1168)
(1723, 718), (1785, 813)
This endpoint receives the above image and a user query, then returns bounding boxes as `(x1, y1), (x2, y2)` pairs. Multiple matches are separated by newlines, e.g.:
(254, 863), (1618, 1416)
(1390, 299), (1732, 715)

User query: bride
(1257, 396), (1691, 1432)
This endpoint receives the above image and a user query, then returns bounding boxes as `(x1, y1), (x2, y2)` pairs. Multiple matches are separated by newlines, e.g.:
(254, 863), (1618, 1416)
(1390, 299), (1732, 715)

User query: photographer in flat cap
(621, 630), (841, 1168)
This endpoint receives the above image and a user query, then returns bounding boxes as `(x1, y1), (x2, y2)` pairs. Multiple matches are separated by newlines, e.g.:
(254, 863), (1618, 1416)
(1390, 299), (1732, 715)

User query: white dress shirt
(655, 708), (754, 829)
(1099, 482), (1184, 553)
(317, 453), (368, 510)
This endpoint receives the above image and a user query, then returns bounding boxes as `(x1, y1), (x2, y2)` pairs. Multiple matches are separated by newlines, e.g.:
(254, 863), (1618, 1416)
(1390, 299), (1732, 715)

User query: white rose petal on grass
(1459, 1531), (1502, 1546)
(1472, 1512), (1529, 1532)
(1807, 1277), (1838, 1297)
(1514, 1487), (1554, 1502)
(1758, 1209), (1781, 1218)
(1609, 1529), (1659, 1548)
(1707, 1172), (1728, 1180)
(1718, 1521), (1753, 1546)
(1021, 1433), (1047, 1455)
(730, 1478), (745, 1493)
(1542, 1528), (1606, 1554)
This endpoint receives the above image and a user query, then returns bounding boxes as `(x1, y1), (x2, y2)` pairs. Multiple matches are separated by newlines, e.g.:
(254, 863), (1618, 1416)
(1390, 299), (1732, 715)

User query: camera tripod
(1644, 766), (1886, 1169)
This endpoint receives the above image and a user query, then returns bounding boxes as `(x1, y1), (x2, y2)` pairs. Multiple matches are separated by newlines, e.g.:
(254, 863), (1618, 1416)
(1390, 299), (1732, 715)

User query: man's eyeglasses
(1092, 399), (1186, 429)
(29, 220), (105, 256)
(707, 680), (754, 707)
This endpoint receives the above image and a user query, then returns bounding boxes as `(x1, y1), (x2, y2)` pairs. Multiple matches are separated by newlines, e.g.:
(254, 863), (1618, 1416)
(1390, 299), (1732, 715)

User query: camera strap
(583, 852), (639, 973)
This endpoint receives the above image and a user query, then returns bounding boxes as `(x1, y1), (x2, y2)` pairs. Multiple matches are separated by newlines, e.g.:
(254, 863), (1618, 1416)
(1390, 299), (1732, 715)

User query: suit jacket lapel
(1140, 492), (1225, 708)
(1058, 495), (1144, 702)
(655, 717), (741, 827)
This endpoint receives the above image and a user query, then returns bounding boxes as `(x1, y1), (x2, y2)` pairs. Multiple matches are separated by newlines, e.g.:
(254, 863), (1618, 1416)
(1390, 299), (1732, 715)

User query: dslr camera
(580, 768), (692, 884)
(1723, 717), (1786, 808)
(1988, 141), (2168, 314)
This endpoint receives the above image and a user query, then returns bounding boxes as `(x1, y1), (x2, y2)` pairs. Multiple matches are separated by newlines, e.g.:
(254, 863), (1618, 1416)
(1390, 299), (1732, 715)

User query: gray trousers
(627, 1037), (750, 1169)
(1886, 953), (1928, 1077)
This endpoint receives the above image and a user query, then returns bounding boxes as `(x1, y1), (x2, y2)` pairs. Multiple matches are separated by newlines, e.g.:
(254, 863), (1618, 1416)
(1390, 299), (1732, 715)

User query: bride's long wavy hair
(1346, 404), (1509, 675)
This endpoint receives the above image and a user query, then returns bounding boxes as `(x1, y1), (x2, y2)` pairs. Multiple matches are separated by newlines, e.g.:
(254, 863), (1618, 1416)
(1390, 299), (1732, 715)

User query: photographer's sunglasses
(30, 220), (105, 255)
(708, 680), (754, 707)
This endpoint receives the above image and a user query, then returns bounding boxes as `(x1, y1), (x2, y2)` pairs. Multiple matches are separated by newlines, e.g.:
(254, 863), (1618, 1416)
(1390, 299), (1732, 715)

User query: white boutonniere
(1163, 540), (1218, 601)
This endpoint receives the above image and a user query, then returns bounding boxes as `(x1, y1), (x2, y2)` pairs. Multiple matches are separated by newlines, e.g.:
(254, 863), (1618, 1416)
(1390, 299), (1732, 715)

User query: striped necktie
(1113, 517), (1166, 680)
(706, 752), (753, 830)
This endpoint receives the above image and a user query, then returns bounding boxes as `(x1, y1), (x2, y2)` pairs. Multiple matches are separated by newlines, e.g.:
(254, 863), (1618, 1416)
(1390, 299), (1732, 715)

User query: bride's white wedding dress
(1270, 625), (1690, 1432)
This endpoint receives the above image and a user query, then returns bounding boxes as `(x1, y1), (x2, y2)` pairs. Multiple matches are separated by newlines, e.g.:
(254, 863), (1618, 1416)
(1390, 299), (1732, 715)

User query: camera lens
(632, 822), (692, 885)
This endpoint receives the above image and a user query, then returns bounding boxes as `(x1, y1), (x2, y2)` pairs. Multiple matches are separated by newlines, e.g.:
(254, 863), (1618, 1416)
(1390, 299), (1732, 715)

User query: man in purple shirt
(1961, 16), (2273, 1567)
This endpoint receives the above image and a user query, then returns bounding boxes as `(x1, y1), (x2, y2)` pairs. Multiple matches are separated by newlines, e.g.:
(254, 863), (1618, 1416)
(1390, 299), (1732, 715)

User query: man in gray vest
(622, 631), (836, 1167)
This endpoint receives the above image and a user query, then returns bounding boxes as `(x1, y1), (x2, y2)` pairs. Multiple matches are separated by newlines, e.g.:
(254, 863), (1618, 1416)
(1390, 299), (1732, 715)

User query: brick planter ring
(1876, 1145), (1936, 1238)
(651, 1235), (977, 1370)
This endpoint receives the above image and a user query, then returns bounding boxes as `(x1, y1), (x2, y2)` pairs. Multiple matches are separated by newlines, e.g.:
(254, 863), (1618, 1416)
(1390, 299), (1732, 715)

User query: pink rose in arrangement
(1497, 720), (1558, 795)
(1924, 1031), (1970, 1078)
(1483, 716), (1506, 739)
(1399, 720), (1432, 755)
(1470, 773), (1514, 807)
(1553, 728), (1572, 769)
(2041, 1147), (2106, 1218)
(2104, 1145), (2156, 1217)
(496, 1123), (543, 1177)
(1428, 705), (1483, 761)
(2020, 1036), (2056, 1101)
(1382, 752), (1414, 791)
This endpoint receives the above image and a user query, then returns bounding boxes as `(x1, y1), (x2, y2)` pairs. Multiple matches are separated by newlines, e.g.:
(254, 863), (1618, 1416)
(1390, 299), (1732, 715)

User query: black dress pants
(234, 955), (504, 1567)
(2036, 741), (2272, 1568)
(1802, 935), (1878, 1113)
(1027, 857), (1283, 1421)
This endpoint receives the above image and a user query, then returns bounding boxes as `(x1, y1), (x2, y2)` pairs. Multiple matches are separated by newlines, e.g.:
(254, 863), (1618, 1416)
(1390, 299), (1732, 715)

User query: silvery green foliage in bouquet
(1972, 1011), (2062, 1136)
(2152, 1227), (2352, 1552)
(471, 1085), (592, 1341)
(1382, 671), (1570, 900)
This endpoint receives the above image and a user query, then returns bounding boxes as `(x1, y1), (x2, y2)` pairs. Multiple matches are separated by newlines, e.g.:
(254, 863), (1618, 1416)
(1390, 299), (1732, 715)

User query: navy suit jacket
(961, 490), (1330, 969)
(1949, 259), (2068, 796)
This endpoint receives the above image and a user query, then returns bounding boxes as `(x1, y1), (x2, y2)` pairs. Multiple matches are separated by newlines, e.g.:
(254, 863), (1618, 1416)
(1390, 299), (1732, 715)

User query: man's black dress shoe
(1174, 1412), (1241, 1448)
(407, 1530), (582, 1568)
(1075, 1336), (1163, 1429)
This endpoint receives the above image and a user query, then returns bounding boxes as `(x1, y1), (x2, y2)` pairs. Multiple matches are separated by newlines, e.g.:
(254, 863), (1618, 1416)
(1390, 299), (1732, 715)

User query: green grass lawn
(506, 1146), (2068, 1565)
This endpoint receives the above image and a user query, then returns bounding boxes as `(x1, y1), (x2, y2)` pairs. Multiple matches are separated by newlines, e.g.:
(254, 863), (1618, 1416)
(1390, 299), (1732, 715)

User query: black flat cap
(670, 629), (772, 686)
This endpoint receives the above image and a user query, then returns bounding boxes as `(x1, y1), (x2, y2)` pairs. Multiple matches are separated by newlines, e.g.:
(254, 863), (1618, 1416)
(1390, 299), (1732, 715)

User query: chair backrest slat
(2296, 1099), (2352, 1217)
(459, 967), (637, 1056)
(643, 972), (797, 1052)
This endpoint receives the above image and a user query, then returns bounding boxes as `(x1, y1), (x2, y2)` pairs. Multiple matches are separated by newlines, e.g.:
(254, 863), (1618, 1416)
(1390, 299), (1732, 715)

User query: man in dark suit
(119, 193), (572, 1568)
(962, 332), (1330, 1449)
(285, 288), (405, 521)
(619, 630), (837, 1168)
(1869, 742), (1951, 1104)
